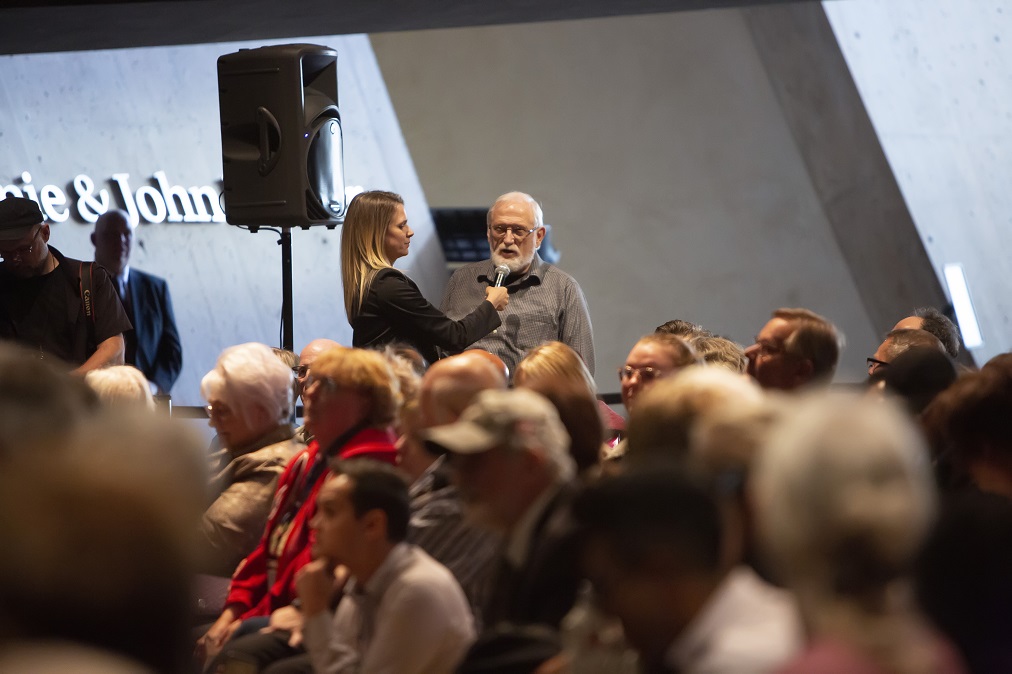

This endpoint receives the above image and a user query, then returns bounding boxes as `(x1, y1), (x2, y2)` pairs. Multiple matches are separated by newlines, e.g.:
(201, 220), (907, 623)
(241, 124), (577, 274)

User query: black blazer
(125, 268), (182, 394)
(351, 267), (501, 364)
(483, 485), (581, 630)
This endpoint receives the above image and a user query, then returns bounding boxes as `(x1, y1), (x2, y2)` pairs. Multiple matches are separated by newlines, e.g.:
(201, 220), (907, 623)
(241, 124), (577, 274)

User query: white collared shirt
(303, 543), (476, 674)
(665, 565), (803, 674)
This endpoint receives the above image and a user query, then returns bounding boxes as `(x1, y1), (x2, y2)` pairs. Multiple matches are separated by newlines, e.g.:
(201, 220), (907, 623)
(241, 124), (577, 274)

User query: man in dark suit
(92, 210), (182, 394)
(423, 387), (580, 630)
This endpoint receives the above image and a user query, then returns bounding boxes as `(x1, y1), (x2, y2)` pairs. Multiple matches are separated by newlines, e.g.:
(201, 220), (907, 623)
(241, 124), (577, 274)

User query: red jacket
(224, 427), (397, 618)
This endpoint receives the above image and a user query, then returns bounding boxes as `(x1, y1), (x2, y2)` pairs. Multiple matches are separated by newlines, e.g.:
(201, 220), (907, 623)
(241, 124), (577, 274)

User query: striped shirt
(408, 458), (500, 625)
(440, 254), (595, 377)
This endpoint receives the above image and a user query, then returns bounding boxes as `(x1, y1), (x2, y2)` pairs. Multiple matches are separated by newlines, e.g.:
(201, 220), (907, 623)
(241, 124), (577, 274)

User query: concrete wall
(370, 8), (882, 392)
(1, 36), (443, 406)
(824, 0), (1012, 363)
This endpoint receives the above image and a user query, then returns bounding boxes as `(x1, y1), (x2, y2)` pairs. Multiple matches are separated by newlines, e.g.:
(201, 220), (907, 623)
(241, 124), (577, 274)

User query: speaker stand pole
(280, 226), (294, 352)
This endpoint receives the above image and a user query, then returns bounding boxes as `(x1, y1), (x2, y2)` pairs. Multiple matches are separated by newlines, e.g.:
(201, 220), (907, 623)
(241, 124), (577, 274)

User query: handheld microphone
(493, 264), (510, 287)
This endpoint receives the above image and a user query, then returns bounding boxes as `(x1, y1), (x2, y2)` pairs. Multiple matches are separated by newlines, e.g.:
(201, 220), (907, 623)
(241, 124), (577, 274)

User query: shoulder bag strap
(79, 261), (97, 352)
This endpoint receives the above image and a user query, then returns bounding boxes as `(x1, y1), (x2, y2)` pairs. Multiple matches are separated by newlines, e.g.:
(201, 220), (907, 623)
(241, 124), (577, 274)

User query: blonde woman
(515, 341), (605, 475)
(342, 191), (508, 364)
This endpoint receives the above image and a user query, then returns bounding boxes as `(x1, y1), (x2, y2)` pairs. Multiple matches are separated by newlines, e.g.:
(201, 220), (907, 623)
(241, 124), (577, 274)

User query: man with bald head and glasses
(0, 196), (131, 374)
(441, 191), (594, 380)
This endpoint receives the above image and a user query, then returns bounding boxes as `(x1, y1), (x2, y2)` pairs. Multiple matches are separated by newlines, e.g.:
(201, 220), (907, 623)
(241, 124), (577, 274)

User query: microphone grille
(495, 264), (511, 277)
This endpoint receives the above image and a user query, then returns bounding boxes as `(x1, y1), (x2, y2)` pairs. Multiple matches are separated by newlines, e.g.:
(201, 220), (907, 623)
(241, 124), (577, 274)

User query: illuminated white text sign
(3, 171), (227, 225)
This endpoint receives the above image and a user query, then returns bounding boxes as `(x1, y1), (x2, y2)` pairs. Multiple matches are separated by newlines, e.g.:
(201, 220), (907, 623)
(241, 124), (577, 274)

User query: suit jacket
(125, 268), (182, 393)
(483, 484), (581, 630)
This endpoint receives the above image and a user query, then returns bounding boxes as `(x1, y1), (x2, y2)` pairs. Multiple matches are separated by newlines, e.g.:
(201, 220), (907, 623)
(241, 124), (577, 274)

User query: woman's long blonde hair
(341, 190), (404, 321)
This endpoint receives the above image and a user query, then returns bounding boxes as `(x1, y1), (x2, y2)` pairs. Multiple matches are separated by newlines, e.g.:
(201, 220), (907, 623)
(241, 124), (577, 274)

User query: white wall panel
(825, 0), (1012, 362)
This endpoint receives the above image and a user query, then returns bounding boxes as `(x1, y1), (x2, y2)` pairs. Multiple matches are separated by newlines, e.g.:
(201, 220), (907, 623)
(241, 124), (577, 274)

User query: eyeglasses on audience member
(0, 226), (42, 262)
(618, 365), (666, 383)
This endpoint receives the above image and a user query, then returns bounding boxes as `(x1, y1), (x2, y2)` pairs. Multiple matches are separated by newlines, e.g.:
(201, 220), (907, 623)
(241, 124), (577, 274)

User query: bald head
(92, 209), (135, 277)
(464, 349), (510, 382)
(297, 338), (341, 400)
(420, 352), (508, 428)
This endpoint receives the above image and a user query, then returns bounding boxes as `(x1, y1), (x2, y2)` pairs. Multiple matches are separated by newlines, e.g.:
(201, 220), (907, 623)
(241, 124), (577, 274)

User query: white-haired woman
(198, 342), (304, 576)
(752, 393), (965, 674)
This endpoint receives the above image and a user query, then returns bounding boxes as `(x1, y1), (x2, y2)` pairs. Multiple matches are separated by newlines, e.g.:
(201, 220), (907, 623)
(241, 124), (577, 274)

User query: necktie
(119, 277), (130, 309)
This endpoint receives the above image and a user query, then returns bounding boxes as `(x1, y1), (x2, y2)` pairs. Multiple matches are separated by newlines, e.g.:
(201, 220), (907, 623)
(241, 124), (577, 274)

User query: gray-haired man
(440, 192), (594, 379)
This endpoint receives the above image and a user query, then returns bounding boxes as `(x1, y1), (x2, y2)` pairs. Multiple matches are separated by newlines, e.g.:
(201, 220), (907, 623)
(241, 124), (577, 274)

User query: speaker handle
(256, 106), (282, 176)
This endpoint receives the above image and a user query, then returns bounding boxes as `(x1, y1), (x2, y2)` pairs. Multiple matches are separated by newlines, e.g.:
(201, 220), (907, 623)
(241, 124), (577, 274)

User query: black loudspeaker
(217, 44), (346, 227)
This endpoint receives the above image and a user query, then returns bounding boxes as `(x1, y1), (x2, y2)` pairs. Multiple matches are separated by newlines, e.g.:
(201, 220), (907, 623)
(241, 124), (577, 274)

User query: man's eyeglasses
(618, 365), (666, 383)
(489, 224), (538, 241)
(866, 357), (890, 372)
(305, 374), (340, 392)
(0, 226), (41, 262)
(292, 365), (310, 378)
(752, 339), (786, 357)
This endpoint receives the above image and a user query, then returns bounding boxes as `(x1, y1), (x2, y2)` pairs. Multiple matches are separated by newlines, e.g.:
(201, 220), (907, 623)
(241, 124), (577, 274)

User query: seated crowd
(2, 303), (1011, 674)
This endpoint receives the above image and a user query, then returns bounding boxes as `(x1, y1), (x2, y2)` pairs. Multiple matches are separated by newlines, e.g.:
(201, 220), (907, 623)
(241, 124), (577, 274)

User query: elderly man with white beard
(440, 192), (594, 380)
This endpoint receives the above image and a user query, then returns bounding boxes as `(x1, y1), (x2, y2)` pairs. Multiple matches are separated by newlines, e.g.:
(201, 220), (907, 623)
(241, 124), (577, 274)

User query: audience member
(400, 352), (505, 616)
(85, 364), (156, 409)
(620, 332), (701, 415)
(752, 393), (964, 674)
(868, 328), (946, 377)
(745, 307), (841, 390)
(297, 460), (475, 673)
(655, 318), (713, 340)
(294, 338), (342, 442)
(571, 463), (801, 674)
(625, 366), (763, 463)
(922, 367), (1012, 496)
(0, 410), (205, 674)
(0, 196), (131, 373)
(0, 341), (98, 457)
(294, 338), (341, 403)
(515, 341), (605, 475)
(514, 340), (596, 396)
(379, 343), (424, 425)
(690, 335), (748, 374)
(197, 346), (400, 669)
(425, 388), (580, 631)
(419, 350), (507, 427)
(271, 347), (299, 371)
(0, 642), (155, 674)
(893, 306), (961, 359)
(92, 209), (182, 393)
(197, 343), (304, 576)
(869, 347), (957, 416)
(343, 190), (507, 364)
(691, 394), (788, 579)
(606, 332), (701, 464)
(917, 491), (1012, 674)
(441, 191), (594, 377)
